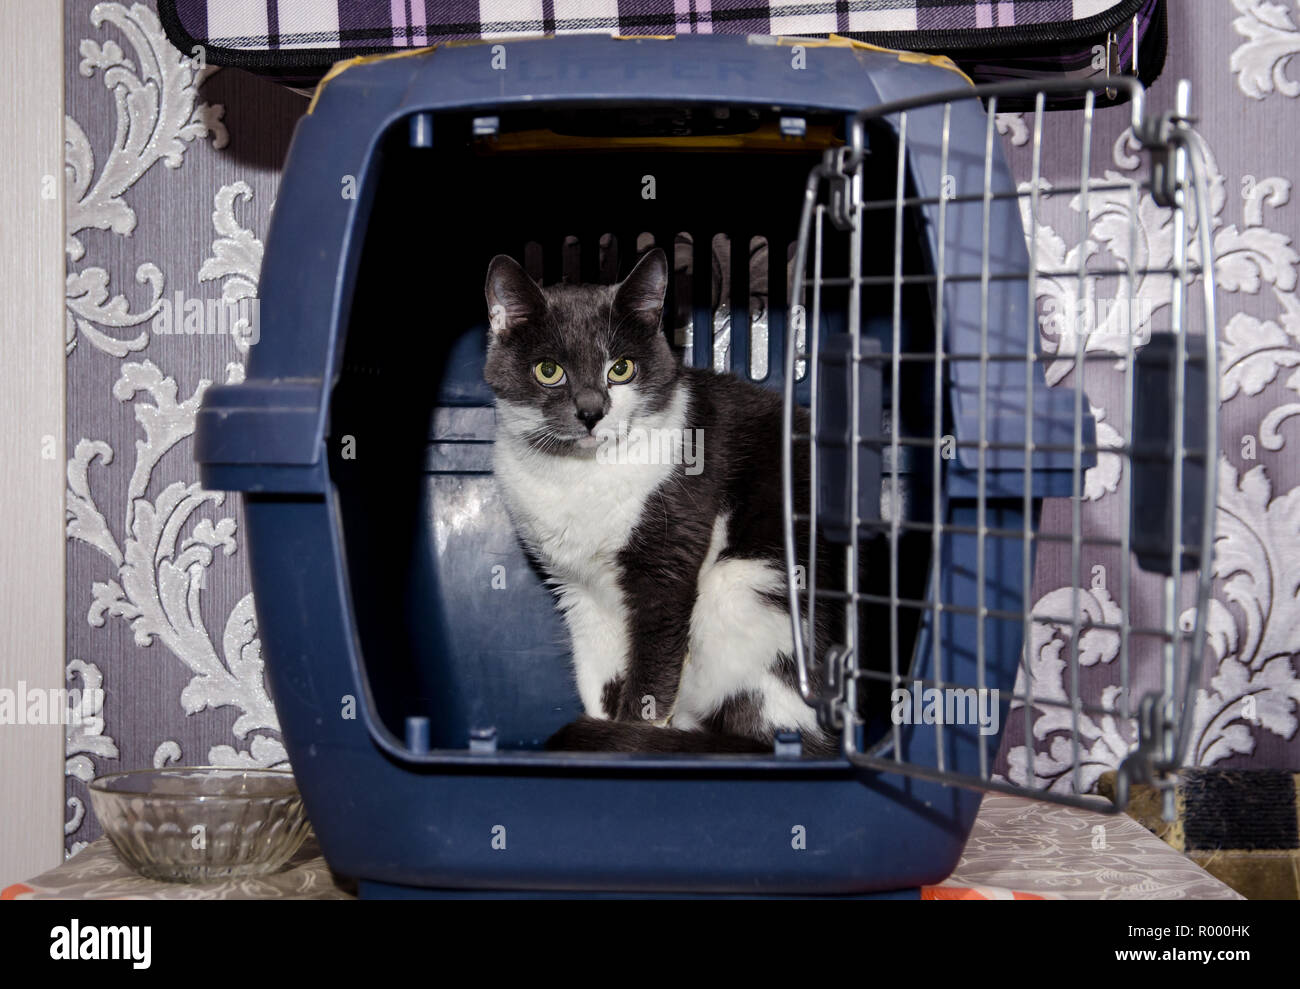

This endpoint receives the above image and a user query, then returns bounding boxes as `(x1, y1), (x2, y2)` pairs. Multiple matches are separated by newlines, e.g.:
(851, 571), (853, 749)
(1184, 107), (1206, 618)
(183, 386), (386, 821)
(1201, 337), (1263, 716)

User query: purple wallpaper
(62, 0), (1300, 855)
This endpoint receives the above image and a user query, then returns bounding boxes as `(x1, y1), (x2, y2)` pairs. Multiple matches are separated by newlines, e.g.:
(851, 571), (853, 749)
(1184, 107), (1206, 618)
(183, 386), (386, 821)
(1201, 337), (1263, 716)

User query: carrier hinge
(1115, 691), (1180, 821)
(824, 147), (858, 233)
(1138, 81), (1196, 209)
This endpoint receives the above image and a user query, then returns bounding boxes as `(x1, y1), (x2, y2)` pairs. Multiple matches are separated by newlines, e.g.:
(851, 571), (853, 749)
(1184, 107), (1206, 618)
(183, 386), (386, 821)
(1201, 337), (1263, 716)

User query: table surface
(4, 792), (1241, 900)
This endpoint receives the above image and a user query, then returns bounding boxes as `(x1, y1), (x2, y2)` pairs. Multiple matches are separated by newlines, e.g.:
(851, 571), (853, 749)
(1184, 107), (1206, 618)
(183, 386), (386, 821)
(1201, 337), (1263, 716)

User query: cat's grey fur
(484, 248), (836, 756)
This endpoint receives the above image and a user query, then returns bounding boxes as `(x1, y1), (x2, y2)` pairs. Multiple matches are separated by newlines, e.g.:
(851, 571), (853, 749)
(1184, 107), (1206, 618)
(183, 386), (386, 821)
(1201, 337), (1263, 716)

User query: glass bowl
(88, 767), (311, 883)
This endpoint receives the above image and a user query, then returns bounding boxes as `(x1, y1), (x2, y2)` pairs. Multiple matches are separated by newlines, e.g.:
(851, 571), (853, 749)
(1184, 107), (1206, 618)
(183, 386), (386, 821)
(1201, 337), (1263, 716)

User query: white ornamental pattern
(66, 2), (227, 358)
(1231, 0), (1300, 101)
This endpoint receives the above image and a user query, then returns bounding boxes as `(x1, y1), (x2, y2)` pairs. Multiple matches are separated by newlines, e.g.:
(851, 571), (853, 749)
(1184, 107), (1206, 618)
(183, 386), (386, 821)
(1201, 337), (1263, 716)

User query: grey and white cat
(484, 248), (836, 755)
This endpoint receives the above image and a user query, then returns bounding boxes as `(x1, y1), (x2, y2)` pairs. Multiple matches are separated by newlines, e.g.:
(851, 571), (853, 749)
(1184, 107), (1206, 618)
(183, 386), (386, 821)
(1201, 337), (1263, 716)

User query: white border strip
(0, 0), (66, 885)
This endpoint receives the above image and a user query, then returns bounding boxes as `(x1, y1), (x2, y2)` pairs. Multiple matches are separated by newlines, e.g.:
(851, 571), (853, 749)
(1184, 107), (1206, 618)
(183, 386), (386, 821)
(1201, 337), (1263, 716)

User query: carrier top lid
(306, 34), (972, 122)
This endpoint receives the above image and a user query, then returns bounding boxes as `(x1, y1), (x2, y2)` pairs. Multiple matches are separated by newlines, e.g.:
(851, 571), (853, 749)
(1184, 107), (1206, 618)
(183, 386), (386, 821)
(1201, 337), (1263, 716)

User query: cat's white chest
(491, 393), (687, 715)
(491, 388), (687, 581)
(493, 442), (670, 579)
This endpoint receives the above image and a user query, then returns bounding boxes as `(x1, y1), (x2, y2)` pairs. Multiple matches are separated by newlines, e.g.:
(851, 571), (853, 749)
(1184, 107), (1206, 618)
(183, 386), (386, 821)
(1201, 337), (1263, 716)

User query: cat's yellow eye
(534, 360), (565, 387)
(607, 358), (636, 384)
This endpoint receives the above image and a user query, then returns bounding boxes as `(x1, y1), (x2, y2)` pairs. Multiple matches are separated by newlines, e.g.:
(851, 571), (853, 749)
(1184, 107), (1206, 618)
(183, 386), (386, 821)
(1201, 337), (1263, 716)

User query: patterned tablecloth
(3, 794), (1241, 900)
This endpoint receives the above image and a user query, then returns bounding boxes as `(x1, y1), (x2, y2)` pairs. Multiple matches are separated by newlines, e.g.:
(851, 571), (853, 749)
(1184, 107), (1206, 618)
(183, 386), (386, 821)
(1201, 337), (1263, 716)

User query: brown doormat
(1098, 769), (1300, 899)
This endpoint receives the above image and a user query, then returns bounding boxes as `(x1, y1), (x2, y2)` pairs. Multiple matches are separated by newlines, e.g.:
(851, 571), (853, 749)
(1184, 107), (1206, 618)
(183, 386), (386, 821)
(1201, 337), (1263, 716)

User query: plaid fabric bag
(160, 0), (1166, 99)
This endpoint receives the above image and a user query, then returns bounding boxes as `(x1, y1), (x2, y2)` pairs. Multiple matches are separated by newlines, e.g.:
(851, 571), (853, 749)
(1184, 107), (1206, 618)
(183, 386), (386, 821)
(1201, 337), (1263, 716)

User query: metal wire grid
(781, 78), (1220, 814)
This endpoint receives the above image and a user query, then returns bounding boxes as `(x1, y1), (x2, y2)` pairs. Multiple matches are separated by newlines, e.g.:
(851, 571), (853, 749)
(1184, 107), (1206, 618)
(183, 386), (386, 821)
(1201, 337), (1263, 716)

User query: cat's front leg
(607, 567), (697, 727)
(555, 581), (634, 719)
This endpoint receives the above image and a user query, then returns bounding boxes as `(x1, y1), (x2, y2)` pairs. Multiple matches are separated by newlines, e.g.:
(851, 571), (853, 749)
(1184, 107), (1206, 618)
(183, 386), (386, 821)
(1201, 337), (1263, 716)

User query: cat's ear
(611, 248), (668, 335)
(485, 255), (545, 338)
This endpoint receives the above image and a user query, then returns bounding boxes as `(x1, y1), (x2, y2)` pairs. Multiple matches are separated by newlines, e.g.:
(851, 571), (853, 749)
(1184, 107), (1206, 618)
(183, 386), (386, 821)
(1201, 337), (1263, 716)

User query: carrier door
(782, 79), (1218, 817)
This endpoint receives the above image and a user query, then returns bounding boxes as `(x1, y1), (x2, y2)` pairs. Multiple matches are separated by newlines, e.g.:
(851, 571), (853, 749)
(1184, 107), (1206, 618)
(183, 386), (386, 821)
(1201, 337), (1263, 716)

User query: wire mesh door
(782, 77), (1219, 815)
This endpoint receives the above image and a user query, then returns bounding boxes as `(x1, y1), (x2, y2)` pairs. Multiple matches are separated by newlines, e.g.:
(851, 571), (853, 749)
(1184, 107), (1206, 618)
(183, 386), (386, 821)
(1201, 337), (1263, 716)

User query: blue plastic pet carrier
(196, 36), (1218, 897)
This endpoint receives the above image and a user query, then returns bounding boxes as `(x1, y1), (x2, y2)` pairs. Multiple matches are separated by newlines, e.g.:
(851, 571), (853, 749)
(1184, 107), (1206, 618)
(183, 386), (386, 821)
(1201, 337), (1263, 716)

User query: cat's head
(483, 249), (679, 453)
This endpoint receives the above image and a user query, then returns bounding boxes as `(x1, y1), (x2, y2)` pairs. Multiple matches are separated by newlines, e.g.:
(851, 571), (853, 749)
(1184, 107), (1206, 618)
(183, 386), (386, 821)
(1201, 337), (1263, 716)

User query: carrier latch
(816, 643), (852, 732)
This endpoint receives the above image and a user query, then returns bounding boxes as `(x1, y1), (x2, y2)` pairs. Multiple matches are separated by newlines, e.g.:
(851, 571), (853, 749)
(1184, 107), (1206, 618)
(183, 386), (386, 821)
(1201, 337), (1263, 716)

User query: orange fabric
(922, 885), (1048, 900)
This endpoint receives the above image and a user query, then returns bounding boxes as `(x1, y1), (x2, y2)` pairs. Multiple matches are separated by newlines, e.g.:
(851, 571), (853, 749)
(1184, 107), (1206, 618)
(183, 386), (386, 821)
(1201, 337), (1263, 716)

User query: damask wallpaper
(62, 0), (1300, 854)
(63, 0), (303, 854)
